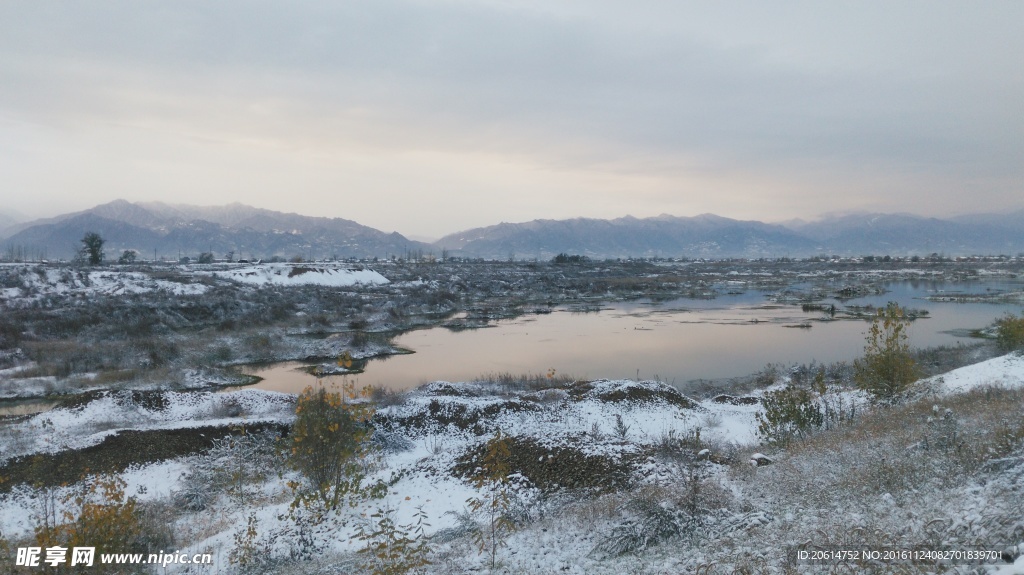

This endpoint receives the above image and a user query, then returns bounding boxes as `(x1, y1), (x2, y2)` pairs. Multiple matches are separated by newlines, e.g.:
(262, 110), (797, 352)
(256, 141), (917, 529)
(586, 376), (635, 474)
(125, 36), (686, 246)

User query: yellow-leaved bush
(288, 381), (384, 513)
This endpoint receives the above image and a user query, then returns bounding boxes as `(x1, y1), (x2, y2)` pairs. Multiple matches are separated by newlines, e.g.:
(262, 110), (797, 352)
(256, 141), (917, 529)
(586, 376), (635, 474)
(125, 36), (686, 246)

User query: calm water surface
(0, 399), (58, 417)
(246, 280), (1024, 393)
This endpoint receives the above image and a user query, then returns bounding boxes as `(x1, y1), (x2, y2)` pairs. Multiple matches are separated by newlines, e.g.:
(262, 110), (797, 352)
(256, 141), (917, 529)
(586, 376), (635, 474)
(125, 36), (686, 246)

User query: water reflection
(245, 281), (1023, 394)
(0, 399), (58, 417)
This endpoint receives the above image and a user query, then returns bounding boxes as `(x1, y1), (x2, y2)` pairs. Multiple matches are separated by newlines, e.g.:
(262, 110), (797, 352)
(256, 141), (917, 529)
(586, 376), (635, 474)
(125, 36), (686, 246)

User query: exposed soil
(378, 397), (541, 433)
(452, 435), (633, 493)
(710, 394), (761, 406)
(568, 381), (700, 410)
(425, 382), (474, 397)
(0, 422), (290, 491)
(54, 389), (172, 412)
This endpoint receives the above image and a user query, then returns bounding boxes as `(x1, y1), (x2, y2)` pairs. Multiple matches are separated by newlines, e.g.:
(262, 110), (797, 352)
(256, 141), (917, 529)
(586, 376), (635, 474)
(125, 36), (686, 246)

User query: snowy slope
(0, 263), (388, 305)
(2, 353), (1023, 573)
(0, 389), (294, 462)
(923, 353), (1024, 395)
(0, 265), (209, 302)
(209, 263), (388, 287)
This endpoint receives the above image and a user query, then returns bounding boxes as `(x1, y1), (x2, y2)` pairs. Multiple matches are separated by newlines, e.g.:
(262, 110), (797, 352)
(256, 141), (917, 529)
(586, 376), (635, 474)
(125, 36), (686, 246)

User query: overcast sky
(1, 1), (1021, 238)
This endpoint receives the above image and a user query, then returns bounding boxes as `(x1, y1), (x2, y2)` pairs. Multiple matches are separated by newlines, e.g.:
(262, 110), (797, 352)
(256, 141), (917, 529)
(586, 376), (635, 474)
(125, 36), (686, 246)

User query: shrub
(995, 313), (1024, 352)
(211, 344), (233, 363)
(0, 527), (9, 564)
(612, 414), (630, 439)
(811, 368), (858, 430)
(590, 483), (721, 559)
(755, 385), (823, 445)
(287, 382), (381, 512)
(594, 499), (681, 558)
(117, 250), (138, 265)
(551, 253), (589, 264)
(228, 512), (277, 571)
(33, 475), (147, 574)
(854, 302), (920, 401)
(174, 427), (280, 510)
(246, 333), (275, 359)
(308, 313), (331, 328)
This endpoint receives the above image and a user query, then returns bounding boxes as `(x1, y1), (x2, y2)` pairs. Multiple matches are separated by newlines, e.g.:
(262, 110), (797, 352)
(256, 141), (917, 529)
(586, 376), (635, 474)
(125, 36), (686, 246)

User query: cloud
(0, 1), (1021, 234)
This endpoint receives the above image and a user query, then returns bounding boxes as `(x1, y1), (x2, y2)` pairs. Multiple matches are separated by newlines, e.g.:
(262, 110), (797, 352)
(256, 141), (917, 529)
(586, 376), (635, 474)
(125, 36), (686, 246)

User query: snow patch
(210, 263), (389, 287)
(922, 352), (1024, 396)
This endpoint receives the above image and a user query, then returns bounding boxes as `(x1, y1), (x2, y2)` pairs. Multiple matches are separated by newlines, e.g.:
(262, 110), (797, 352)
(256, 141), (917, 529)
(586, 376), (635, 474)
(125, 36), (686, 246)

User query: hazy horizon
(5, 197), (1024, 241)
(2, 1), (1021, 236)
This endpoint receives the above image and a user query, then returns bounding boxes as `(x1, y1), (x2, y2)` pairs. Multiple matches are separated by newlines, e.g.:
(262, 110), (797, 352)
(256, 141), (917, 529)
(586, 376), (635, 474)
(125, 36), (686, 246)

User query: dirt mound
(115, 390), (171, 411)
(379, 397), (540, 433)
(578, 380), (699, 410)
(0, 422), (289, 491)
(421, 382), (475, 397)
(53, 390), (110, 410)
(452, 435), (632, 492)
(55, 389), (170, 412)
(711, 394), (761, 406)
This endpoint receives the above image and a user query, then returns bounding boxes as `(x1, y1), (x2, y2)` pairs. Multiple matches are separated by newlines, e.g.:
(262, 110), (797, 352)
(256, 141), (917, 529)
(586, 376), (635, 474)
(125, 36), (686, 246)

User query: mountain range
(2, 200), (1023, 261)
(0, 200), (430, 261)
(0, 210), (24, 238)
(434, 214), (818, 259)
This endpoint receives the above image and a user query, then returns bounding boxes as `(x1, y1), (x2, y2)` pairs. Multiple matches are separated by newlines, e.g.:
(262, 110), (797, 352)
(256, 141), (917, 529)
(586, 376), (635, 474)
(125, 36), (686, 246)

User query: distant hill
(949, 208), (1024, 235)
(0, 211), (24, 239)
(786, 213), (1024, 256)
(3, 200), (429, 261)
(433, 214), (818, 259)
(5, 200), (1024, 261)
(435, 211), (1024, 259)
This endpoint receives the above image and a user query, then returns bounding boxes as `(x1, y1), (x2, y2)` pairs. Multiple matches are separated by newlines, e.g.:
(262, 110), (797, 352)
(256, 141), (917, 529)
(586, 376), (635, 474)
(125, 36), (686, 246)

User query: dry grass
(368, 384), (407, 407)
(561, 490), (631, 527)
(711, 382), (1024, 575)
(472, 371), (579, 394)
(89, 368), (141, 385)
(760, 384), (1024, 508)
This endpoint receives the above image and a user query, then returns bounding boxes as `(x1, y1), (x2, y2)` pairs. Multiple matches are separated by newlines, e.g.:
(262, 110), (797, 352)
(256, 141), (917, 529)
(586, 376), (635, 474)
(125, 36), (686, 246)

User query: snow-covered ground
(0, 263), (388, 305)
(922, 353), (1024, 396)
(0, 266), (210, 302)
(0, 389), (294, 461)
(199, 263), (388, 287)
(1, 353), (1023, 573)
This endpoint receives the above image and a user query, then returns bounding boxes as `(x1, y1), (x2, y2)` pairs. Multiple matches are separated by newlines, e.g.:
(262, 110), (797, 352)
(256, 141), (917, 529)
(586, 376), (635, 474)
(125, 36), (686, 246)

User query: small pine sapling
(613, 414), (630, 439)
(756, 386), (823, 446)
